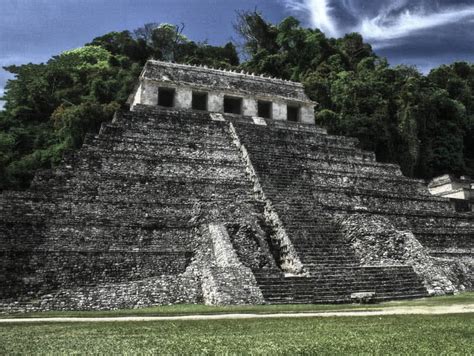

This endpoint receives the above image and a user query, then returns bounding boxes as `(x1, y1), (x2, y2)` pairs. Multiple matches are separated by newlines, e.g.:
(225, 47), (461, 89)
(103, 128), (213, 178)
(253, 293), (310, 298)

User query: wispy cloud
(282, 0), (474, 48)
(359, 5), (474, 45)
(284, 0), (338, 37)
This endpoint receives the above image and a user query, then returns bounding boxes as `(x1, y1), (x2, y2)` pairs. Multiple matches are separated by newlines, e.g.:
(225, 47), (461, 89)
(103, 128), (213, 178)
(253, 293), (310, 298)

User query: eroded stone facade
(130, 60), (316, 124)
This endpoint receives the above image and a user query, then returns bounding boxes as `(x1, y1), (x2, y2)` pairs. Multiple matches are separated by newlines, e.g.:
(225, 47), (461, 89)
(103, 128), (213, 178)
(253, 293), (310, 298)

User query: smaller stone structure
(429, 175), (474, 212)
(129, 60), (316, 124)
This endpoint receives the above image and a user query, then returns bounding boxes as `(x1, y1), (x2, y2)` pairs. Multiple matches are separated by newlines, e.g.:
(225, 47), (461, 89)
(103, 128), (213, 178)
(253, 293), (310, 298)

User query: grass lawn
(1, 314), (473, 354)
(2, 292), (473, 319)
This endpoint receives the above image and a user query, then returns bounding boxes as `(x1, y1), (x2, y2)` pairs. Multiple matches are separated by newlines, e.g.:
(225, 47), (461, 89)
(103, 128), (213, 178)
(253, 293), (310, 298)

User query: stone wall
(1, 274), (201, 313)
(143, 60), (309, 101)
(130, 60), (316, 124)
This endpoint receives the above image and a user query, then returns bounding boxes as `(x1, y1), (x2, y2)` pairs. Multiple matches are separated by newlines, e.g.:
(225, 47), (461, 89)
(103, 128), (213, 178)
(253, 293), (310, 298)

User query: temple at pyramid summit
(1, 60), (473, 311)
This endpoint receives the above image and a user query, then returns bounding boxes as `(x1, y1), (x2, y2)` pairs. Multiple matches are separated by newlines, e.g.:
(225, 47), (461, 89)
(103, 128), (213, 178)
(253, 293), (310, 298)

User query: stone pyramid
(1, 61), (472, 311)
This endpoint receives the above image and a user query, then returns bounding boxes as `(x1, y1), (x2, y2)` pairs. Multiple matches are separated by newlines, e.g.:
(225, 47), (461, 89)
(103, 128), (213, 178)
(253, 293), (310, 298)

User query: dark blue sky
(1, 0), (474, 107)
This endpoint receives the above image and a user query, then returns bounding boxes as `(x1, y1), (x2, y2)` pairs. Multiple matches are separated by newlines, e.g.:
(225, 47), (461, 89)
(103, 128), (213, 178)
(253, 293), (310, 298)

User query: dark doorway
(258, 101), (272, 119)
(287, 105), (300, 122)
(224, 96), (242, 115)
(158, 87), (175, 107)
(192, 92), (208, 111)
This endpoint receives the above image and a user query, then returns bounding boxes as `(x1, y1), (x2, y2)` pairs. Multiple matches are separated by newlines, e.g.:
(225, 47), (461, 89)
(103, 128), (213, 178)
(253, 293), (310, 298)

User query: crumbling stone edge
(229, 122), (305, 275)
(335, 213), (458, 295)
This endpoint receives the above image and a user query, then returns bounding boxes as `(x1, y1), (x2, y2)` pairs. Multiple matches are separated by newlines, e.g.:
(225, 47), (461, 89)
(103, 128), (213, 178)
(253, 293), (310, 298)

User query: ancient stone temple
(1, 60), (473, 311)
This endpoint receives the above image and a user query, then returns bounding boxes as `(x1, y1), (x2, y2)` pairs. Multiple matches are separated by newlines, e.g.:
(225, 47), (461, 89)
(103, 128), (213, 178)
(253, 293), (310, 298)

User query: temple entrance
(287, 105), (300, 122)
(192, 92), (208, 111)
(158, 87), (175, 107)
(224, 96), (243, 115)
(258, 100), (272, 119)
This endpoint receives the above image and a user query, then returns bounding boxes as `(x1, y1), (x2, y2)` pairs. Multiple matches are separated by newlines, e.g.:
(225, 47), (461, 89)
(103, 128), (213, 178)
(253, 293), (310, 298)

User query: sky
(1, 0), (474, 108)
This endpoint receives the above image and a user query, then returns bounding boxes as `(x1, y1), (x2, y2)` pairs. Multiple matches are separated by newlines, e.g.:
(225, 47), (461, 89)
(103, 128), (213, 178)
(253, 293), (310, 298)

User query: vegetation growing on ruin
(1, 14), (473, 190)
(1, 314), (473, 354)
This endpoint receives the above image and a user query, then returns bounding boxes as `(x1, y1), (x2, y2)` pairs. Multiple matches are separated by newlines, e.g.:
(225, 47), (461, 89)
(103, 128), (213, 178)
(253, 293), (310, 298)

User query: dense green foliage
(236, 13), (474, 179)
(1, 15), (473, 190)
(1, 314), (473, 354)
(0, 45), (132, 189)
(0, 24), (239, 189)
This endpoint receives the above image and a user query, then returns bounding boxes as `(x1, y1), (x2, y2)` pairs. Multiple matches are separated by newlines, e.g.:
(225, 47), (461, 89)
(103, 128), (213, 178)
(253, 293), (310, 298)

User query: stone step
(102, 118), (228, 136)
(235, 123), (358, 148)
(32, 169), (253, 190)
(301, 261), (360, 267)
(241, 141), (376, 160)
(258, 168), (426, 186)
(253, 265), (417, 275)
(262, 294), (428, 304)
(258, 288), (427, 298)
(255, 280), (428, 304)
(231, 116), (328, 135)
(255, 274), (421, 285)
(31, 185), (255, 202)
(297, 249), (358, 255)
(122, 107), (222, 126)
(263, 182), (431, 199)
(89, 138), (241, 160)
(256, 287), (425, 295)
(299, 252), (359, 258)
(70, 159), (249, 181)
(261, 290), (428, 301)
(93, 131), (234, 151)
(255, 279), (424, 288)
(265, 186), (448, 206)
(247, 151), (402, 176)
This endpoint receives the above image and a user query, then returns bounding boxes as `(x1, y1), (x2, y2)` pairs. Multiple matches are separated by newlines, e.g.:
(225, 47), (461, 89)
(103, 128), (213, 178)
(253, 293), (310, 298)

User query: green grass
(1, 314), (473, 354)
(380, 291), (474, 307)
(2, 292), (473, 319)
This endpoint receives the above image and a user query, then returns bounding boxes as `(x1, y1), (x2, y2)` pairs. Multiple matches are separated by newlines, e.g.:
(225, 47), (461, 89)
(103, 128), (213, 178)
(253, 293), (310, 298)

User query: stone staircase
(231, 119), (472, 301)
(254, 266), (428, 304)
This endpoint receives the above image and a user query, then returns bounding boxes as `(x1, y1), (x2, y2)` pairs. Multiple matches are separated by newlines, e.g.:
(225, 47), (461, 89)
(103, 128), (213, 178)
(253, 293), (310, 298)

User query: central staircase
(232, 119), (431, 303)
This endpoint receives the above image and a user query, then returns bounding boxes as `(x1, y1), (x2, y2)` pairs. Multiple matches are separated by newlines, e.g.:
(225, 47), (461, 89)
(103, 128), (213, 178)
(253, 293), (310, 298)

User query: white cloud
(283, 0), (338, 37)
(282, 0), (474, 48)
(359, 6), (474, 44)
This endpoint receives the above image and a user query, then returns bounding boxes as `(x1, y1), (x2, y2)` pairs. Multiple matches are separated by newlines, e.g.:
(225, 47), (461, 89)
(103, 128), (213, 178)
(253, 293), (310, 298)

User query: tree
(0, 45), (140, 189)
(88, 31), (150, 64)
(236, 13), (473, 179)
(150, 23), (188, 61)
(0, 22), (241, 190)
